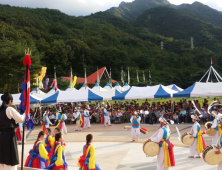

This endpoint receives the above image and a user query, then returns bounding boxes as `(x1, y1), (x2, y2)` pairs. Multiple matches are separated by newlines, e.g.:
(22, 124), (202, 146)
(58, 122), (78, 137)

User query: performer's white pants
(61, 122), (67, 134)
(131, 128), (140, 140)
(156, 147), (169, 170)
(218, 161), (222, 170)
(0, 164), (17, 170)
(84, 117), (90, 128)
(189, 139), (200, 156)
(104, 116), (111, 125)
(76, 120), (82, 131)
(212, 131), (219, 145)
(45, 124), (49, 128)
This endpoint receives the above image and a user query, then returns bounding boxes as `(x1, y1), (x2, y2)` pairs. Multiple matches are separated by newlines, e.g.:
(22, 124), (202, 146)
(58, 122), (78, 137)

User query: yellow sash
(55, 114), (63, 129)
(161, 139), (171, 168)
(218, 124), (222, 135)
(77, 117), (83, 127)
(197, 130), (204, 153)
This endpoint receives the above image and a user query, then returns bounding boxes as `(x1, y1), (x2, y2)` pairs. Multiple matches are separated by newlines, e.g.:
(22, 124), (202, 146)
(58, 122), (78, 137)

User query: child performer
(45, 128), (54, 153)
(78, 134), (102, 170)
(52, 128), (66, 151)
(25, 131), (49, 169)
(45, 133), (68, 170)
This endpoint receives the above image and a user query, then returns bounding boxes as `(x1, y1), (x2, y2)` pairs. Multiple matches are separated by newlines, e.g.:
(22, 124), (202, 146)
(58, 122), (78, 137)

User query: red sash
(42, 122), (46, 132)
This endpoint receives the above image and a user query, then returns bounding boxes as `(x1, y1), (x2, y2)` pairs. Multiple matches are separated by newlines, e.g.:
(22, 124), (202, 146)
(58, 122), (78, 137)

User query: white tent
(93, 89), (121, 100)
(47, 87), (61, 95)
(65, 85), (76, 91)
(166, 84), (183, 92)
(114, 82), (122, 92)
(41, 90), (103, 104)
(113, 85), (177, 100)
(174, 82), (222, 97)
(103, 82), (113, 90)
(79, 83), (90, 91)
(31, 88), (46, 94)
(12, 93), (42, 105)
(123, 83), (130, 90)
(91, 83), (107, 91)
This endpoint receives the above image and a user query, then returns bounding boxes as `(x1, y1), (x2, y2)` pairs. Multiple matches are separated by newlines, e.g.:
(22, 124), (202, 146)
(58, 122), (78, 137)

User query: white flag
(137, 70), (139, 82)
(143, 71), (145, 82)
(121, 67), (124, 85)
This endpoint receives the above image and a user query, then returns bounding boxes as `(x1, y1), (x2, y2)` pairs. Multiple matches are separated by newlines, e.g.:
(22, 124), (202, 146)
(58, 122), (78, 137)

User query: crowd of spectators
(29, 98), (222, 125)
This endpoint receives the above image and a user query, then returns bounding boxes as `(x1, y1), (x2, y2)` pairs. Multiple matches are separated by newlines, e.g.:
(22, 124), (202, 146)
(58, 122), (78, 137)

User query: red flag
(211, 57), (213, 65)
(23, 55), (31, 116)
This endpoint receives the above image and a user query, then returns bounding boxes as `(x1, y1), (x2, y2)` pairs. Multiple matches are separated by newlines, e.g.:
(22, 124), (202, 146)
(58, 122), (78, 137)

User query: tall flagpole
(128, 67), (130, 85)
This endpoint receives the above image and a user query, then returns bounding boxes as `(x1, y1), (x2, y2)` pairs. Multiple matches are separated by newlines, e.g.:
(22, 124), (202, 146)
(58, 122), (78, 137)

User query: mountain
(178, 1), (222, 28)
(0, 4), (222, 93)
(106, 0), (171, 21)
(133, 6), (222, 52)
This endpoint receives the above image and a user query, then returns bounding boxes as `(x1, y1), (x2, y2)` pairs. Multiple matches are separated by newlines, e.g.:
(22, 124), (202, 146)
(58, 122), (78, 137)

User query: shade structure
(12, 93), (42, 105)
(31, 88), (46, 94)
(166, 84), (183, 92)
(115, 82), (122, 92)
(65, 85), (76, 91)
(41, 89), (103, 104)
(104, 82), (112, 90)
(91, 83), (107, 91)
(78, 83), (90, 91)
(123, 83), (130, 90)
(47, 85), (61, 95)
(93, 89), (121, 100)
(112, 85), (177, 100)
(173, 82), (222, 98)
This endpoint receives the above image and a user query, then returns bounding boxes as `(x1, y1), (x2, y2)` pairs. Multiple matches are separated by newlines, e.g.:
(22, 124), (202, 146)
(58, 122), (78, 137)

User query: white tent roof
(12, 93), (42, 105)
(91, 83), (107, 91)
(79, 83), (91, 91)
(166, 84), (183, 92)
(31, 88), (46, 95)
(113, 85), (177, 100)
(93, 89), (121, 100)
(103, 82), (113, 90)
(114, 82), (122, 92)
(65, 85), (76, 91)
(174, 82), (222, 97)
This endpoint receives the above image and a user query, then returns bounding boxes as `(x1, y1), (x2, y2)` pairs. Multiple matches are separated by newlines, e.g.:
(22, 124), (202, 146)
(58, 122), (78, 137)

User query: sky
(0, 0), (221, 16)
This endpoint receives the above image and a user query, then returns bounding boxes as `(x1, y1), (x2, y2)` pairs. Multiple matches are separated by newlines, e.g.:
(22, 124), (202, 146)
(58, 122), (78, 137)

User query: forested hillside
(0, 3), (221, 93)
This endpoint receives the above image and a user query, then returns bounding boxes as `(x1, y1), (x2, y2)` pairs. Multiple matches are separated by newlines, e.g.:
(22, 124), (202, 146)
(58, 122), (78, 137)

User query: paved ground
(17, 123), (218, 170)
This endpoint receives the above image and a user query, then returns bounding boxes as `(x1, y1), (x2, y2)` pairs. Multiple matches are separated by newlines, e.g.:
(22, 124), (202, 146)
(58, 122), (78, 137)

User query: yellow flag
(71, 76), (77, 89)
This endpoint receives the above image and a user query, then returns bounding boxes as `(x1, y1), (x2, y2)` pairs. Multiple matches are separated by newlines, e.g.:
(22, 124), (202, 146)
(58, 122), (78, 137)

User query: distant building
(61, 66), (117, 85)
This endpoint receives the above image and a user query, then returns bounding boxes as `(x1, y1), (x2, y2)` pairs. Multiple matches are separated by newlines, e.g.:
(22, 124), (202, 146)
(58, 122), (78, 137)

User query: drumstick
(207, 101), (217, 115)
(150, 127), (161, 139)
(192, 100), (202, 117)
(175, 126), (181, 142)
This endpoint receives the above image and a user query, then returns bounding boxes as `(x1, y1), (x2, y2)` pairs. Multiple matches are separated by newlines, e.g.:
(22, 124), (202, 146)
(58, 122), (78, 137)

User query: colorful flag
(84, 68), (87, 90)
(18, 50), (35, 130)
(71, 76), (77, 89)
(128, 67), (130, 85)
(211, 57), (213, 65)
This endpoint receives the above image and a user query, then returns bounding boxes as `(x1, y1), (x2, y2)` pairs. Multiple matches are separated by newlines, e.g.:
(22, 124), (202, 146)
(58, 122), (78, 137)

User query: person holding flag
(0, 93), (26, 170)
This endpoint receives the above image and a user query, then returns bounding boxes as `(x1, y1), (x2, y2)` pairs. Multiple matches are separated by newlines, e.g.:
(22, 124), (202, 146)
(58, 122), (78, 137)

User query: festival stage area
(18, 124), (216, 170)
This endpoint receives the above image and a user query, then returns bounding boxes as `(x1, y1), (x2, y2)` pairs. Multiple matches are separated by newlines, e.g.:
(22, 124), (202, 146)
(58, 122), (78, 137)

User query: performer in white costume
(55, 111), (67, 134)
(42, 111), (53, 129)
(84, 108), (90, 128)
(104, 106), (111, 126)
(211, 111), (220, 145)
(189, 114), (205, 158)
(147, 117), (175, 170)
(73, 109), (82, 131)
(130, 111), (141, 141)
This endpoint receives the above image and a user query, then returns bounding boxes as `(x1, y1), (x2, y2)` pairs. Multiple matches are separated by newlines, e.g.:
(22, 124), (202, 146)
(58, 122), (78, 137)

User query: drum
(203, 145), (222, 165)
(143, 141), (159, 157)
(181, 132), (194, 145)
(205, 122), (216, 136)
